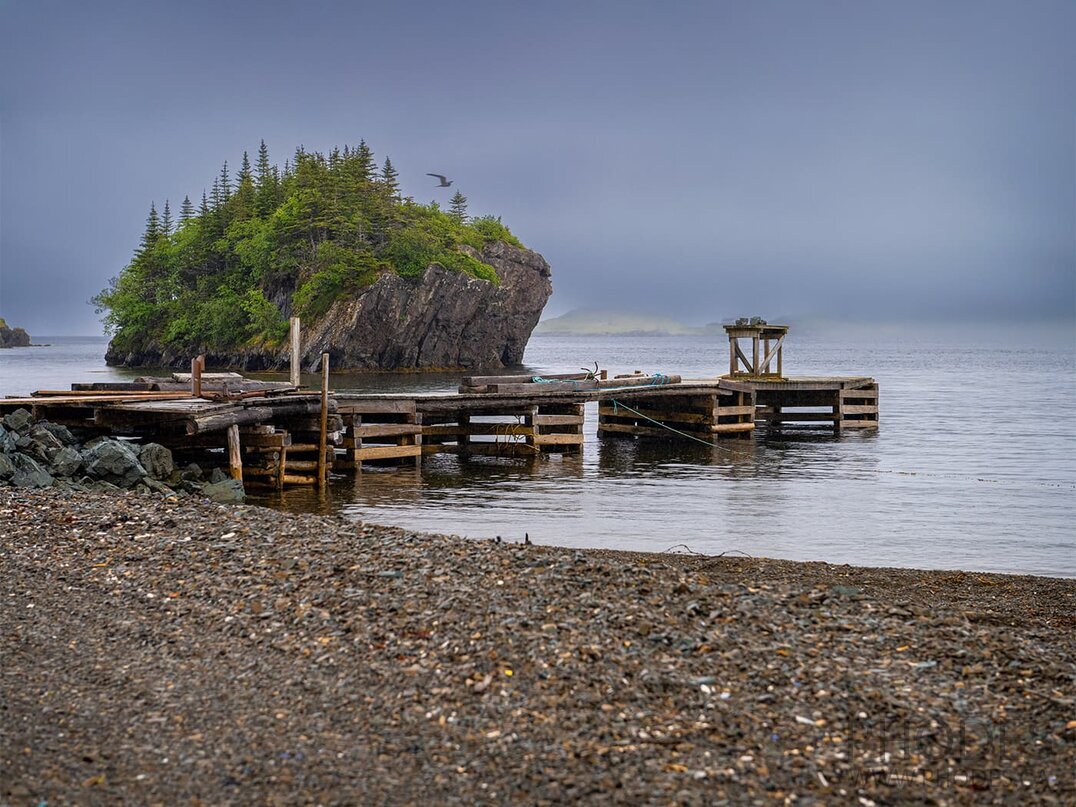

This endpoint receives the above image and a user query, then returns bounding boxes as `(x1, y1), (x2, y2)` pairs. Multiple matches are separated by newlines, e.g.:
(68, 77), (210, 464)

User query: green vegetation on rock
(94, 141), (523, 355)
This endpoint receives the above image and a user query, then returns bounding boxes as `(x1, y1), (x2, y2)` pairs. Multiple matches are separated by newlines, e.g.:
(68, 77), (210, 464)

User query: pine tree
(255, 140), (279, 217)
(218, 161), (231, 200)
(210, 177), (222, 210)
(180, 195), (195, 222)
(255, 140), (272, 183)
(237, 151), (252, 185)
(449, 190), (468, 224)
(355, 140), (374, 181)
(138, 202), (160, 254)
(199, 190), (210, 217)
(381, 157), (399, 198)
(160, 200), (173, 235)
(233, 152), (256, 220)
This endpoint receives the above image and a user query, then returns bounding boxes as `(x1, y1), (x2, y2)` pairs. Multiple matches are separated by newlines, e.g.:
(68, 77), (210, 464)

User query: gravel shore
(1, 488), (1073, 805)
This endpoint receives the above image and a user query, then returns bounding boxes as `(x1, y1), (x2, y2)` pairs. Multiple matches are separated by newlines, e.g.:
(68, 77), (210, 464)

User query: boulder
(10, 454), (54, 488)
(202, 478), (245, 503)
(142, 476), (174, 495)
(27, 425), (65, 464)
(138, 443), (174, 480)
(38, 422), (76, 445)
(3, 409), (33, 435)
(0, 453), (14, 481)
(81, 439), (147, 488)
(0, 424), (15, 454)
(50, 446), (83, 477)
(209, 467), (228, 484)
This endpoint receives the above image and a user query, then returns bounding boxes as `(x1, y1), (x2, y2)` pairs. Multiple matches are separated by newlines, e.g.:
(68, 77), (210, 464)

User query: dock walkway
(2, 371), (878, 489)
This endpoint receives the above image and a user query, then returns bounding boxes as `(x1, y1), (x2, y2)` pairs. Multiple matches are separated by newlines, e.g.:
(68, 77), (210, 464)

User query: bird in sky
(426, 173), (453, 187)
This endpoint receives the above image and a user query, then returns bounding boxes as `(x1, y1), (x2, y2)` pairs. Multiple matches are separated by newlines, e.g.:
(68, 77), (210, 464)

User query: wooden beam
(352, 423), (423, 438)
(733, 342), (752, 373)
(762, 335), (784, 371)
(289, 317), (301, 388)
(191, 356), (202, 398)
(317, 353), (329, 489)
(533, 414), (585, 426)
(840, 404), (879, 415)
(352, 444), (423, 460)
(423, 423), (536, 437)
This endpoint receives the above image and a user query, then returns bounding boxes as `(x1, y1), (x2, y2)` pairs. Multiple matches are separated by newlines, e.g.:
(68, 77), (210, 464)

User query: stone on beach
(9, 453), (53, 488)
(80, 439), (148, 487)
(2, 408), (32, 435)
(201, 478), (245, 503)
(137, 442), (174, 480)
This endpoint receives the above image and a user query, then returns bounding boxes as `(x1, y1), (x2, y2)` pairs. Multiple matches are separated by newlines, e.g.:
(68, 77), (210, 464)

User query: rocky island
(0, 318), (30, 348)
(97, 142), (551, 371)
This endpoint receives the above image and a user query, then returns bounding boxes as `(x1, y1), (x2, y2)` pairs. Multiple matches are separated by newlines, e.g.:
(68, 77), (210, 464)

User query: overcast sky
(1, 0), (1073, 335)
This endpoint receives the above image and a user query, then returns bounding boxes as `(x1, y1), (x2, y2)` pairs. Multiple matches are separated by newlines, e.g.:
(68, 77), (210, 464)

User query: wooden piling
(191, 355), (204, 398)
(226, 424), (243, 482)
(317, 352), (329, 488)
(289, 317), (301, 388)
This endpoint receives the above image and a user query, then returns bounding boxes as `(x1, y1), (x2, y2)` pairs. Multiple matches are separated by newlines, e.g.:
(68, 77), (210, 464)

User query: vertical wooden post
(317, 352), (329, 488)
(226, 424), (243, 482)
(729, 337), (737, 375)
(776, 343), (783, 378)
(751, 337), (759, 376)
(289, 317), (301, 388)
(458, 413), (471, 456)
(191, 355), (204, 398)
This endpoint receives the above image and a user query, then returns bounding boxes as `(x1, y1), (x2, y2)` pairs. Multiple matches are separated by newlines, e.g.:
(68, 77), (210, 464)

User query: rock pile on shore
(1, 487), (1072, 804)
(0, 408), (244, 503)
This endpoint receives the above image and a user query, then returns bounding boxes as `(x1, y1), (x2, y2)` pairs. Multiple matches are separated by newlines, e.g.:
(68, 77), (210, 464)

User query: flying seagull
(426, 173), (453, 187)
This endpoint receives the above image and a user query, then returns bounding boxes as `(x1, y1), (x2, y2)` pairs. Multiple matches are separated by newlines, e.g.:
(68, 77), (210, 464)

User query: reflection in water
(10, 334), (1074, 577)
(249, 335), (1075, 577)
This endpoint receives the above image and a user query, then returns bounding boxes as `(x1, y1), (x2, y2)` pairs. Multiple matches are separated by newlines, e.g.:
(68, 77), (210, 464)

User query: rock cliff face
(0, 319), (31, 348)
(105, 241), (552, 371)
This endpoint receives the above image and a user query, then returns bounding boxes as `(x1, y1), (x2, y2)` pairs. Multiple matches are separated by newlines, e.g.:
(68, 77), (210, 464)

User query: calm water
(2, 331), (1074, 577)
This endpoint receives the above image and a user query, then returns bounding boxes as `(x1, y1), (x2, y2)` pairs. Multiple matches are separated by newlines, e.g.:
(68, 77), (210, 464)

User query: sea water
(2, 329), (1073, 577)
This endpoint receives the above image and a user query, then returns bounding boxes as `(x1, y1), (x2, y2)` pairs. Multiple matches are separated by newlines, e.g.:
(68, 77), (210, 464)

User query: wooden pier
(1, 325), (878, 488)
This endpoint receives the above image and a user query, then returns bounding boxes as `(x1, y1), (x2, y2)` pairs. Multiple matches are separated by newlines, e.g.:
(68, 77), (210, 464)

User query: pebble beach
(1, 487), (1073, 805)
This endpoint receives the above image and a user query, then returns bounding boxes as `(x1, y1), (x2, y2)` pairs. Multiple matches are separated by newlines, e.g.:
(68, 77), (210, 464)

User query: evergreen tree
(233, 152), (256, 220)
(254, 140), (278, 216)
(139, 202), (160, 253)
(160, 200), (173, 235)
(210, 177), (223, 210)
(449, 190), (468, 224)
(355, 140), (374, 181)
(255, 140), (272, 183)
(218, 161), (231, 200)
(381, 157), (399, 198)
(180, 195), (195, 222)
(199, 190), (210, 217)
(237, 151), (252, 185)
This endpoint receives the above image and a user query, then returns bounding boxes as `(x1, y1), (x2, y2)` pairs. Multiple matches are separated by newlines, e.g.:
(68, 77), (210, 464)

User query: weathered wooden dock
(1, 324), (878, 488)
